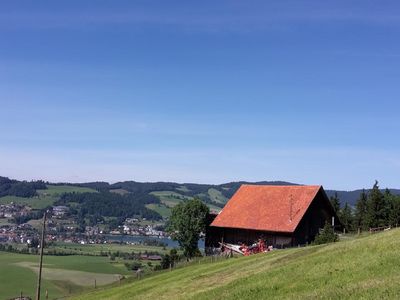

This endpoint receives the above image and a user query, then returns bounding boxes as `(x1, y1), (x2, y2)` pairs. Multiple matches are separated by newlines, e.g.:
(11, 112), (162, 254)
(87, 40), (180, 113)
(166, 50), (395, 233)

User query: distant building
(52, 206), (69, 217)
(205, 185), (341, 252)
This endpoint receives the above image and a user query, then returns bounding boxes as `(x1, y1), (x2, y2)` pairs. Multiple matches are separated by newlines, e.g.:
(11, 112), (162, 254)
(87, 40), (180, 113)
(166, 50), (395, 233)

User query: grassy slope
(207, 188), (228, 204)
(149, 191), (222, 217)
(0, 185), (97, 209)
(72, 229), (400, 300)
(38, 185), (97, 196)
(145, 203), (172, 218)
(150, 191), (193, 207)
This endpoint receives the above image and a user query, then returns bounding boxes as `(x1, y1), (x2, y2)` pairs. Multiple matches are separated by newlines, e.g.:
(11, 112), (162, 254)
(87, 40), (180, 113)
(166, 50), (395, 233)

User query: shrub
(313, 222), (338, 245)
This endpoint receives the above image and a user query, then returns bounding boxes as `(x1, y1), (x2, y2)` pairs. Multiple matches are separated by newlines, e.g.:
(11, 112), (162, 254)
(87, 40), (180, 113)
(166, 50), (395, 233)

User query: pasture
(149, 191), (222, 215)
(207, 188), (228, 204)
(0, 185), (97, 210)
(71, 228), (400, 300)
(49, 241), (169, 255)
(145, 203), (172, 218)
(0, 251), (131, 300)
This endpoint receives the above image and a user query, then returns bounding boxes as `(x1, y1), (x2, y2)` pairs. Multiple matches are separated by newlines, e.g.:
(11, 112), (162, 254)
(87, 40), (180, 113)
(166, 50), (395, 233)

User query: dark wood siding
(294, 189), (341, 245)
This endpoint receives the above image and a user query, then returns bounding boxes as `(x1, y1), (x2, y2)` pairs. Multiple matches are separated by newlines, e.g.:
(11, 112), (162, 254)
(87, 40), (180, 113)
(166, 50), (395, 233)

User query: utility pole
(36, 211), (47, 300)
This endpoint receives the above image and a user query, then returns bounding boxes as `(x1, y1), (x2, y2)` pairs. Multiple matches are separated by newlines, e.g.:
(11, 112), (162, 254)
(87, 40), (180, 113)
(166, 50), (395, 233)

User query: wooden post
(94, 279), (97, 289)
(35, 211), (47, 300)
(358, 228), (361, 235)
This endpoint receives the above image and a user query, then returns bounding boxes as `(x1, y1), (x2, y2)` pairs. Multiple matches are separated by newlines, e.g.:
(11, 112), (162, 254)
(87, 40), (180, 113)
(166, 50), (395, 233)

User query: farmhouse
(205, 185), (341, 252)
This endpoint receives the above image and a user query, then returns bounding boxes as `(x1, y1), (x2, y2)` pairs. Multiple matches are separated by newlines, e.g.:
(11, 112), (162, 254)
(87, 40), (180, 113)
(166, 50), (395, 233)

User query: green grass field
(50, 242), (169, 255)
(37, 185), (97, 196)
(0, 251), (131, 300)
(175, 186), (191, 193)
(150, 191), (193, 207)
(109, 188), (130, 195)
(0, 185), (97, 210)
(145, 203), (172, 218)
(149, 191), (222, 214)
(0, 195), (55, 210)
(71, 229), (400, 300)
(207, 188), (228, 204)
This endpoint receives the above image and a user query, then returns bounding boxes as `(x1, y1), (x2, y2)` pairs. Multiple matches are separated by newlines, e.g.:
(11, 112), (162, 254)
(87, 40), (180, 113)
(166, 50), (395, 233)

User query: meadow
(71, 228), (400, 300)
(0, 184), (97, 209)
(49, 241), (169, 255)
(148, 190), (222, 218)
(0, 251), (131, 300)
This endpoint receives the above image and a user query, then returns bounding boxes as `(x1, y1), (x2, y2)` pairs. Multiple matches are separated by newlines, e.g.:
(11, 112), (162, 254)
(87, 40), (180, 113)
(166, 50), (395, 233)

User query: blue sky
(1, 1), (399, 190)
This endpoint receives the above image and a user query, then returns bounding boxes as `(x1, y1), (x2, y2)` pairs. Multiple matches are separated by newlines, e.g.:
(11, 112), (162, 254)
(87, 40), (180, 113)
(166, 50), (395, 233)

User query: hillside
(2, 176), (399, 220)
(71, 180), (298, 218)
(76, 181), (400, 218)
(0, 183), (97, 210)
(71, 229), (400, 299)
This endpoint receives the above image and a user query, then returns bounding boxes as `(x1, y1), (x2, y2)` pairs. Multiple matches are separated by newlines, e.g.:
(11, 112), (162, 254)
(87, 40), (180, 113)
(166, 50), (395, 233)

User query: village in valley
(0, 201), (168, 250)
(0, 203), (166, 247)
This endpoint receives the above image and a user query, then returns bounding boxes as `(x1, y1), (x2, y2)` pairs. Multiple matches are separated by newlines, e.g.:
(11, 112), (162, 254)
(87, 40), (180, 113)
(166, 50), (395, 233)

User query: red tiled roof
(211, 185), (322, 233)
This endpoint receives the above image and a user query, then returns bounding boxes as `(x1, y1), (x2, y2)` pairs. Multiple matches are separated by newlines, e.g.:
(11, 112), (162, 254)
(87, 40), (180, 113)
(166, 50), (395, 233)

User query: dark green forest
(0, 176), (47, 197)
(56, 191), (162, 222)
(331, 181), (400, 232)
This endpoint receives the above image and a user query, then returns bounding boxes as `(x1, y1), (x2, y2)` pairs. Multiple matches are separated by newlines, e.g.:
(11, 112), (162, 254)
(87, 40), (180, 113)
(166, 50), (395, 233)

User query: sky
(1, 1), (399, 190)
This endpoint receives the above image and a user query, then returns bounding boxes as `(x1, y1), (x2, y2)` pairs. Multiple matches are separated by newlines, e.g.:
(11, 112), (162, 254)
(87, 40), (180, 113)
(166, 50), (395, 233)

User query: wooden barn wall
(293, 189), (338, 245)
(205, 226), (293, 249)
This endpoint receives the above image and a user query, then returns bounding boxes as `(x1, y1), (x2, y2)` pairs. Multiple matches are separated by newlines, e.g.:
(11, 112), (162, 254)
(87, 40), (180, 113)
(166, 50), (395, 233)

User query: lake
(104, 234), (205, 249)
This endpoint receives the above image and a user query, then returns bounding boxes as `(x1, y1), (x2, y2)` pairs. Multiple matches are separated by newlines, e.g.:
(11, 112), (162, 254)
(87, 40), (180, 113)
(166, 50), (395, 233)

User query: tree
(160, 249), (180, 269)
(169, 248), (179, 267)
(386, 192), (400, 227)
(355, 189), (368, 231)
(167, 198), (209, 259)
(313, 222), (338, 245)
(341, 202), (354, 232)
(330, 192), (341, 216)
(366, 181), (386, 228)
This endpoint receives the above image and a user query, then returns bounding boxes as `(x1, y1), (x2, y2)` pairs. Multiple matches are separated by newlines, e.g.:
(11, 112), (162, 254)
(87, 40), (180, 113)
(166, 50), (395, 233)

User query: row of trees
(0, 176), (47, 198)
(331, 181), (400, 232)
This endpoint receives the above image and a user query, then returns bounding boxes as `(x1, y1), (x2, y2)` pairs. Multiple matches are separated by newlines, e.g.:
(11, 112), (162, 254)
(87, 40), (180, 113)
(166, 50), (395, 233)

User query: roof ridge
(240, 184), (321, 188)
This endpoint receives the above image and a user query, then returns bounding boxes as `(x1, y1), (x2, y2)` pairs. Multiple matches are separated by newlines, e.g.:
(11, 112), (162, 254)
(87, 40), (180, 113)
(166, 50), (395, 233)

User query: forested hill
(0, 176), (47, 198)
(2, 176), (399, 209)
(67, 180), (400, 208)
(76, 180), (298, 210)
